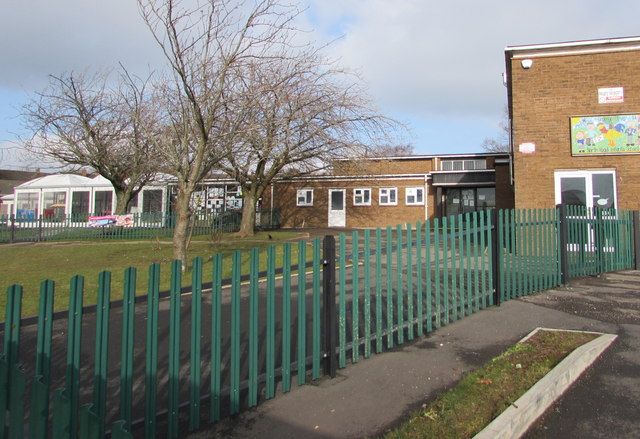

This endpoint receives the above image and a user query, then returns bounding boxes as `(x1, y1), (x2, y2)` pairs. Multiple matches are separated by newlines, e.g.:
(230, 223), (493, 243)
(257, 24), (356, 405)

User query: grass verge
(0, 230), (305, 317)
(383, 330), (598, 439)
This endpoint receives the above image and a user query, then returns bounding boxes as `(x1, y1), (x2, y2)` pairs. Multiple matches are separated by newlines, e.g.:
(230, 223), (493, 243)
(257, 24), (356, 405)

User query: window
(143, 189), (163, 213)
(296, 189), (313, 206)
(94, 191), (113, 215)
(477, 188), (496, 209)
(16, 192), (39, 219)
(353, 188), (371, 206)
(405, 187), (424, 205)
(43, 191), (66, 218)
(441, 159), (487, 171)
(379, 188), (397, 206)
(71, 191), (90, 215)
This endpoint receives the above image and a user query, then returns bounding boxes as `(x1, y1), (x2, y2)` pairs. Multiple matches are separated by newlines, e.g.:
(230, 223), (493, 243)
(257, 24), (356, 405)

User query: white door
(554, 170), (617, 209)
(328, 189), (346, 227)
(554, 170), (617, 251)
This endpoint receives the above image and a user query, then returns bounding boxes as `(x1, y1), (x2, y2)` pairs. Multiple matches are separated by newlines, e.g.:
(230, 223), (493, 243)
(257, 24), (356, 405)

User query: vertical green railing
(248, 248), (259, 406)
(120, 268), (136, 432)
(1, 285), (23, 439)
(351, 231), (360, 363)
(363, 230), (372, 357)
(145, 264), (160, 439)
(297, 240), (307, 385)
(281, 243), (292, 392)
(189, 257), (202, 430)
(2, 207), (638, 438)
(210, 254), (222, 423)
(29, 280), (54, 439)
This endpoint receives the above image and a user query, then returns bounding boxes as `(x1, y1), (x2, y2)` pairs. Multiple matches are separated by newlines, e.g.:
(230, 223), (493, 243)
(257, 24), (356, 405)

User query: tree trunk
(172, 188), (192, 264)
(237, 191), (257, 238)
(113, 190), (129, 214)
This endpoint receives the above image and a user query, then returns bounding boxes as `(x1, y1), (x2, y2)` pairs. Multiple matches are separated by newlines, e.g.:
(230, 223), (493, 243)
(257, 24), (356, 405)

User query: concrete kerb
(474, 327), (618, 439)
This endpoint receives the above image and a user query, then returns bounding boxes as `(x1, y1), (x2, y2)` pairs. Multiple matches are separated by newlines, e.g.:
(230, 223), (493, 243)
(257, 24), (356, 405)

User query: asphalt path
(521, 271), (640, 438)
(11, 229), (492, 438)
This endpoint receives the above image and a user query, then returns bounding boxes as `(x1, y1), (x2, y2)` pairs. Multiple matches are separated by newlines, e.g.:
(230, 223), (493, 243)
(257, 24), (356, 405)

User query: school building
(505, 36), (640, 211)
(267, 153), (513, 229)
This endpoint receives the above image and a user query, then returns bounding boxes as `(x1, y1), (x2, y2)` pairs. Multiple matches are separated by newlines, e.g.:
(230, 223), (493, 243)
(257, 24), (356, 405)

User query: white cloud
(1, 0), (639, 155)
(301, 0), (640, 151)
(0, 0), (163, 90)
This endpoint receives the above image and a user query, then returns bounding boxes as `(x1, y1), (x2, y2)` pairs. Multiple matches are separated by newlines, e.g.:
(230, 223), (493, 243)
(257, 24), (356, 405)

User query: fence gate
(559, 205), (635, 279)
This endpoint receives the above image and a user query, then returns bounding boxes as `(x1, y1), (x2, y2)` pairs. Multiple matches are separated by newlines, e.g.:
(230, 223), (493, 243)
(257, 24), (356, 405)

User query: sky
(1, 0), (639, 170)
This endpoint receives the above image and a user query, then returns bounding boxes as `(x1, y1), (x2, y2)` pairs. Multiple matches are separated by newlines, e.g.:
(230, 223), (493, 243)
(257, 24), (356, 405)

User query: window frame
(353, 188), (372, 206)
(441, 159), (487, 171)
(405, 187), (425, 206)
(379, 187), (398, 206)
(296, 188), (314, 206)
(142, 189), (163, 213)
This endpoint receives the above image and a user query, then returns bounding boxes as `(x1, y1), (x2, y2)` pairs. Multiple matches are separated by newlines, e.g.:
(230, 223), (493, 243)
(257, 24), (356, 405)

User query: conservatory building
(12, 174), (168, 219)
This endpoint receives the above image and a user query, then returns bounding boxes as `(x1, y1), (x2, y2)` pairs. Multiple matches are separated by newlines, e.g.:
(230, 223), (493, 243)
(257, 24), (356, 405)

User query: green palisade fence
(0, 210), (280, 244)
(0, 207), (638, 437)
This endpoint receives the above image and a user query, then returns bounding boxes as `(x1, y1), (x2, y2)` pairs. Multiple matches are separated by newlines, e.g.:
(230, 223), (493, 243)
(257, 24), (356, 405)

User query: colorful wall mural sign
(571, 114), (640, 156)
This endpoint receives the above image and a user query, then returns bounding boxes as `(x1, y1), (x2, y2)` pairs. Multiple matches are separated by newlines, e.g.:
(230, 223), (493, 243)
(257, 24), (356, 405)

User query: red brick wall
(511, 49), (640, 210)
(273, 179), (429, 228)
(333, 158), (434, 175)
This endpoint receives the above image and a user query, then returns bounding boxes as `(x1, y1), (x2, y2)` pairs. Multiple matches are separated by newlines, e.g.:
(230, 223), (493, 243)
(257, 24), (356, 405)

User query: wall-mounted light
(521, 59), (533, 69)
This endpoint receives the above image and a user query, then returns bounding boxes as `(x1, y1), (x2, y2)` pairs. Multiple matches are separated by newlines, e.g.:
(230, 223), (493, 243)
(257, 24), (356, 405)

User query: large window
(405, 187), (424, 205)
(71, 191), (90, 215)
(94, 191), (113, 215)
(444, 187), (495, 217)
(43, 191), (66, 218)
(476, 188), (496, 210)
(296, 189), (313, 206)
(441, 159), (487, 171)
(16, 192), (39, 219)
(143, 189), (163, 213)
(379, 188), (397, 206)
(353, 188), (371, 206)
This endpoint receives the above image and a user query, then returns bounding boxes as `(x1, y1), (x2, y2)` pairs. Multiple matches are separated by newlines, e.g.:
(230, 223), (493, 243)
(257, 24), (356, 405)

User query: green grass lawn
(0, 231), (308, 317)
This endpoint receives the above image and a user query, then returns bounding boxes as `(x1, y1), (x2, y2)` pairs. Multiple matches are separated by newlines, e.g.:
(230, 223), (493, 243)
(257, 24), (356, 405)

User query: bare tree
(368, 143), (415, 157)
(21, 69), (158, 213)
(481, 106), (510, 153)
(137, 0), (303, 262)
(219, 50), (401, 237)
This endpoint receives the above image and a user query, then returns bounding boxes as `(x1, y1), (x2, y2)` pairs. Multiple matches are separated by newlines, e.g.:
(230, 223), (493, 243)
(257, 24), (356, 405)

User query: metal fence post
(634, 211), (640, 271)
(557, 204), (569, 285)
(10, 214), (15, 244)
(322, 235), (337, 378)
(490, 209), (501, 306)
(595, 208), (606, 275)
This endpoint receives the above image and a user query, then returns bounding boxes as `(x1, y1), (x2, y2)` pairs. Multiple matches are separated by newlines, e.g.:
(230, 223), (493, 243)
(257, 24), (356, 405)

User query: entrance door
(328, 189), (346, 227)
(444, 188), (495, 217)
(555, 170), (617, 254)
(554, 170), (617, 209)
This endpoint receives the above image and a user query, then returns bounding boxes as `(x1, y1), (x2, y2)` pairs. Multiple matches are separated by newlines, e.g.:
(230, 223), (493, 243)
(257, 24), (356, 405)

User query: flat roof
(505, 36), (640, 58)
(336, 152), (509, 162)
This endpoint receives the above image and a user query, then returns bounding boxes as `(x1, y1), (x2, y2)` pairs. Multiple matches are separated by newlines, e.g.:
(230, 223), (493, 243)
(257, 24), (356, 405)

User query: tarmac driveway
(188, 270), (640, 439)
(521, 270), (640, 439)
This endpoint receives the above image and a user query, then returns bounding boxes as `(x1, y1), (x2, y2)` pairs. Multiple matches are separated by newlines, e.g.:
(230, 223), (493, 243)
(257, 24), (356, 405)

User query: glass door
(554, 170), (617, 209)
(555, 170), (617, 254)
